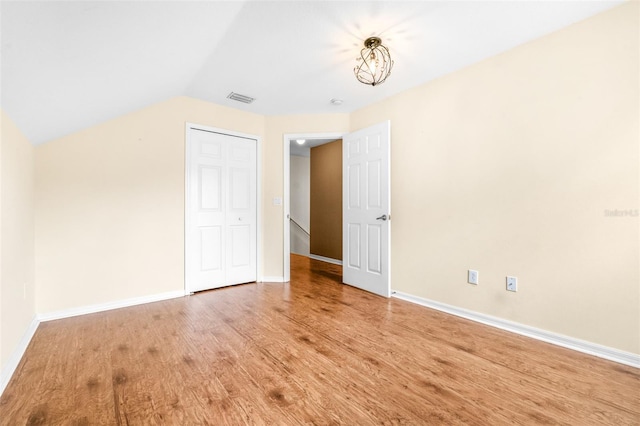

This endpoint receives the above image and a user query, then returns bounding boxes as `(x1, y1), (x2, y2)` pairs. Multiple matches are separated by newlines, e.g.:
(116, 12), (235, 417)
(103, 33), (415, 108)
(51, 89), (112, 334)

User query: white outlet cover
(468, 270), (478, 285)
(506, 276), (517, 292)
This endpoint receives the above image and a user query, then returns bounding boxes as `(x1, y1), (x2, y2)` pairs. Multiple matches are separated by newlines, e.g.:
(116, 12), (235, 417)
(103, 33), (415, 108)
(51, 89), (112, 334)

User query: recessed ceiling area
(290, 138), (339, 157)
(0, 1), (623, 145)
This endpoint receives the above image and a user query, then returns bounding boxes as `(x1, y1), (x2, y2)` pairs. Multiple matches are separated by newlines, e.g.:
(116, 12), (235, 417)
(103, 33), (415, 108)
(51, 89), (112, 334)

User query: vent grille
(227, 92), (255, 104)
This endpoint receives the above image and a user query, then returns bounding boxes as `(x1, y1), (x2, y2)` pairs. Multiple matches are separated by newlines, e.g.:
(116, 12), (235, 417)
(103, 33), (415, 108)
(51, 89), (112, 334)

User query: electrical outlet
(468, 270), (478, 285)
(506, 276), (517, 292)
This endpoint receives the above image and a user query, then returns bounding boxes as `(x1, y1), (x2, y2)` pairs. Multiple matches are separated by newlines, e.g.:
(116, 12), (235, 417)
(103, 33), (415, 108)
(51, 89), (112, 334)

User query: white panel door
(226, 138), (257, 285)
(187, 127), (257, 293)
(343, 121), (390, 297)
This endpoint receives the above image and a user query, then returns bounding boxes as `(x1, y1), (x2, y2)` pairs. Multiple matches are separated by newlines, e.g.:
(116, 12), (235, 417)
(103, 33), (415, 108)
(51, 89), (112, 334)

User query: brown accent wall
(310, 140), (342, 260)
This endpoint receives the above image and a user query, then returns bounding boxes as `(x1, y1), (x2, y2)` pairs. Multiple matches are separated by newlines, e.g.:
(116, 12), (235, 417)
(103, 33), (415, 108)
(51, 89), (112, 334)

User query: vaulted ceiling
(0, 1), (622, 145)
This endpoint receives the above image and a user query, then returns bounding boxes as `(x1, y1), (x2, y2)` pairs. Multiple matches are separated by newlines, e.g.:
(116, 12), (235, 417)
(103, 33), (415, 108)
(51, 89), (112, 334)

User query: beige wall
(310, 140), (342, 260)
(35, 102), (349, 312)
(263, 114), (350, 278)
(0, 110), (36, 367)
(35, 97), (265, 314)
(351, 3), (639, 354)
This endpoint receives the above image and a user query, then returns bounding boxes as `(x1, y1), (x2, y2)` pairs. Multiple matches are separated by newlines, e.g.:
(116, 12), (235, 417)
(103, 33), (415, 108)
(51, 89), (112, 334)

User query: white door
(186, 126), (257, 293)
(343, 121), (391, 297)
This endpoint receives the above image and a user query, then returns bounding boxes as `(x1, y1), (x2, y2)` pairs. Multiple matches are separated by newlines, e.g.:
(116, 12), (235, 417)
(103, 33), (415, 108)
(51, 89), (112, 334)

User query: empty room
(0, 1), (638, 424)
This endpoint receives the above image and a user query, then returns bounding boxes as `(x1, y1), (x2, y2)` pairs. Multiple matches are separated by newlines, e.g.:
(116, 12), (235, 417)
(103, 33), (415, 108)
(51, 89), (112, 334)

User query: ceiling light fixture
(354, 36), (393, 87)
(296, 139), (306, 145)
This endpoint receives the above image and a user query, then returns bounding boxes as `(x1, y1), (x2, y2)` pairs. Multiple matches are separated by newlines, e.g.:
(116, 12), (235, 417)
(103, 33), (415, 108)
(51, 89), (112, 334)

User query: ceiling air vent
(227, 92), (255, 104)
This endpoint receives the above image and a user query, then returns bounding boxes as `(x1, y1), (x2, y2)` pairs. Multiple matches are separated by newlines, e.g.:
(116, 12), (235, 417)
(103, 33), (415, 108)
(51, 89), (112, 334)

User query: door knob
(376, 214), (387, 221)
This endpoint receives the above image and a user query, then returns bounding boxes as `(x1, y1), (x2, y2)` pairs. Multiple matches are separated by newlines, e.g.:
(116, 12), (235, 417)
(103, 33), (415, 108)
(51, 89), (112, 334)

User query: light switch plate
(506, 276), (517, 292)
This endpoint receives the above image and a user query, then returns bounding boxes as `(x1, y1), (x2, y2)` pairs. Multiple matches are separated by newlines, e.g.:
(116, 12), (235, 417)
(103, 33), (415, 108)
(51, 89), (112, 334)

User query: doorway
(283, 122), (391, 298)
(283, 133), (344, 282)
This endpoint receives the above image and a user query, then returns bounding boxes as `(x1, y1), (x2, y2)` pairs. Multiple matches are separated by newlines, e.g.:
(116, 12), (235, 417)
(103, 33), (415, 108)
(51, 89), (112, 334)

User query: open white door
(343, 121), (391, 297)
(186, 125), (257, 293)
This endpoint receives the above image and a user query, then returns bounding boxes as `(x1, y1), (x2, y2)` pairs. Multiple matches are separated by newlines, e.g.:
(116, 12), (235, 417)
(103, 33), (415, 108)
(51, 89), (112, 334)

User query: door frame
(283, 132), (345, 282)
(185, 122), (262, 295)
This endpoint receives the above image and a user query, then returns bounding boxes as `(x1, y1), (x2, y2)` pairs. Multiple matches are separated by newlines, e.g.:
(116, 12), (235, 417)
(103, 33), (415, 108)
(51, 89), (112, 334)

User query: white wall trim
(309, 254), (343, 266)
(1, 315), (39, 396)
(392, 290), (640, 369)
(37, 290), (185, 322)
(260, 276), (286, 283)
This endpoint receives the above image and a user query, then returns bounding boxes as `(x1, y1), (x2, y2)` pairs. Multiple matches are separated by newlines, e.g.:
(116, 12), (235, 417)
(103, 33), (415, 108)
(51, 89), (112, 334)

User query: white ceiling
(1, 0), (622, 145)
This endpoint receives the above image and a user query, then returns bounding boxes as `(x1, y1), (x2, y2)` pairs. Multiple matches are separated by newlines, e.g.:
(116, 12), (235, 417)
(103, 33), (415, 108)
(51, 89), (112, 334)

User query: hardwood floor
(1, 254), (638, 425)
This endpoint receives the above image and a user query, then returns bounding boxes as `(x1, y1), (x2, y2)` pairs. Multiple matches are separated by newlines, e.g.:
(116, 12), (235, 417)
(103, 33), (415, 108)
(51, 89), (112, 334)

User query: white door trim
(283, 132), (345, 282)
(185, 122), (262, 294)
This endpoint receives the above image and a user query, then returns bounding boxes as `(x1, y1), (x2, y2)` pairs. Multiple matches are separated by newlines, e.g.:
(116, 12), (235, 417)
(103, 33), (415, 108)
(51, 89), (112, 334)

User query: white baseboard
(260, 276), (286, 283)
(392, 290), (640, 369)
(309, 254), (343, 266)
(37, 290), (185, 322)
(1, 315), (40, 396)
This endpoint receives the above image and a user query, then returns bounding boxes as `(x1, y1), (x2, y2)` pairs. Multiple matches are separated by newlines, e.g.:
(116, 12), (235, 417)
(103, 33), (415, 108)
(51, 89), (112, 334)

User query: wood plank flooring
(1, 254), (638, 424)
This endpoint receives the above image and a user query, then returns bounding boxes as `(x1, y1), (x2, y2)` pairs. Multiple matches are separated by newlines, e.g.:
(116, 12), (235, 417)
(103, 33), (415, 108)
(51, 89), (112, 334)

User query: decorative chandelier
(354, 36), (394, 86)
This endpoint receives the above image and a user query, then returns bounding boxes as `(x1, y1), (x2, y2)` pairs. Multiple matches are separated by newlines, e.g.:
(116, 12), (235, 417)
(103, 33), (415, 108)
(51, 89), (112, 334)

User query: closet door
(225, 136), (257, 285)
(186, 125), (257, 293)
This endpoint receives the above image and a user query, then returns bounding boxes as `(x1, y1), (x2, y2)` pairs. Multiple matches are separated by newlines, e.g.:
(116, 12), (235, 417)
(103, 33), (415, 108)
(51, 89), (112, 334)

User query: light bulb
(368, 52), (377, 75)
(296, 139), (305, 145)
